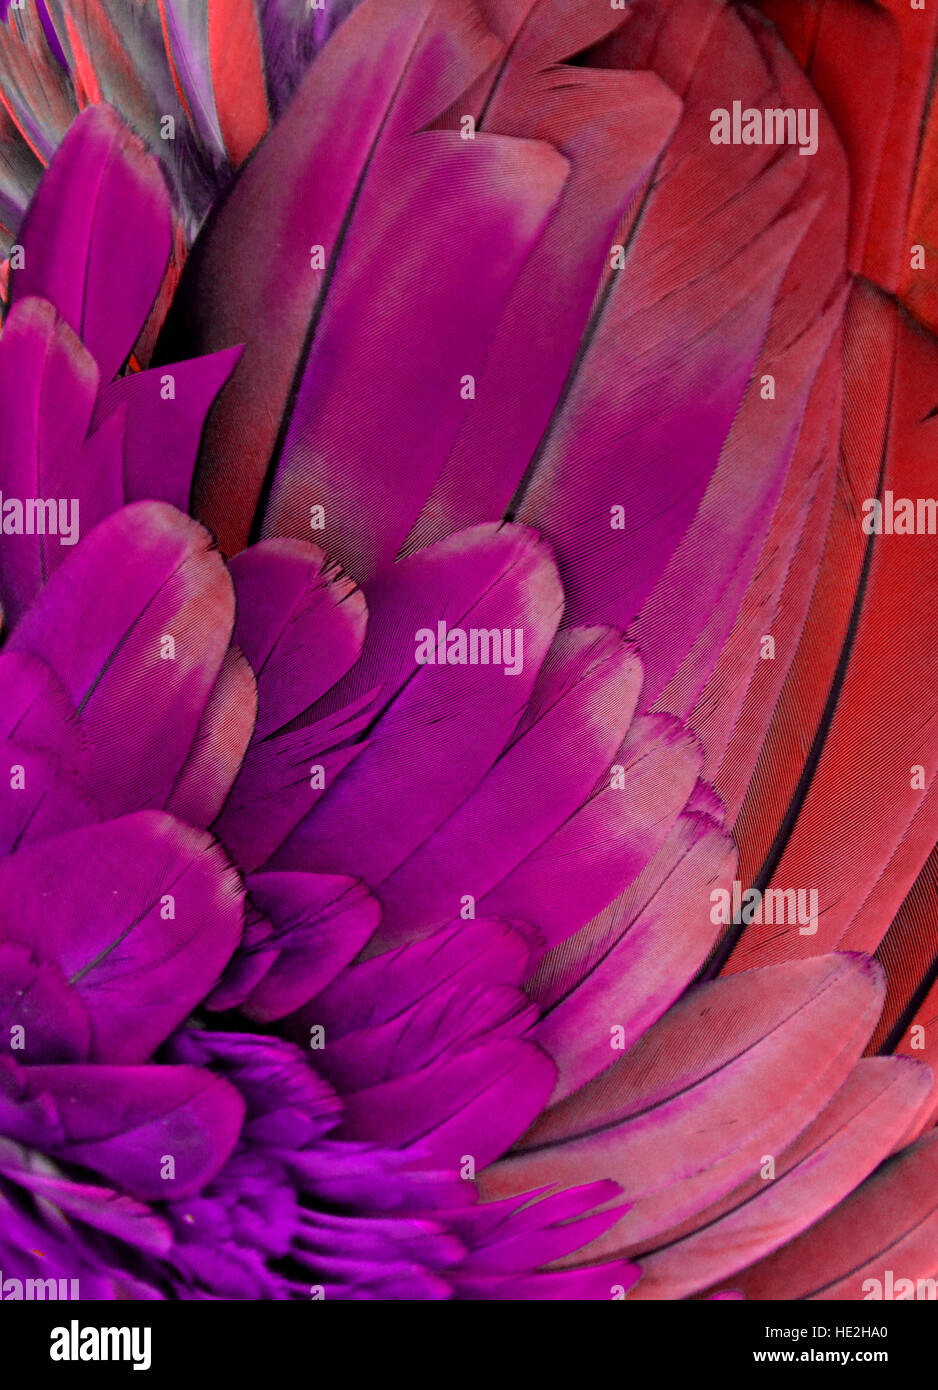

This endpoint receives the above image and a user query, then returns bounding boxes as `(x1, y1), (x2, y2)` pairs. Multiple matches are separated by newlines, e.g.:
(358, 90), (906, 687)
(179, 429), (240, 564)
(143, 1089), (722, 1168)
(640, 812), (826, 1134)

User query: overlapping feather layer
(0, 0), (935, 1301)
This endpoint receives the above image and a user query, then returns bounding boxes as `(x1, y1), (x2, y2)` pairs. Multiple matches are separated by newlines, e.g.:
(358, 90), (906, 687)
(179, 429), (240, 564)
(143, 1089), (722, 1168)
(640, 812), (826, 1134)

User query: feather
(719, 1128), (938, 1300)
(617, 8), (848, 716)
(0, 655), (93, 855)
(0, 941), (91, 1061)
(257, 0), (359, 117)
(204, 0), (843, 636)
(10, 1061), (245, 1200)
(0, 99), (42, 244)
(901, 43), (938, 334)
(474, 0), (627, 57)
(50, 0), (217, 229)
(560, 971), (884, 1259)
(638, 293), (845, 719)
(210, 537), (370, 866)
(130, 218), (187, 371)
(402, 67), (681, 552)
(527, 786), (728, 1009)
(627, 1057), (933, 1299)
(49, 0), (148, 115)
(0, 0), (935, 1304)
(727, 285), (938, 971)
(71, 403), (125, 536)
(166, 646), (257, 829)
(728, 291), (877, 890)
(480, 956), (882, 1219)
(237, 871), (378, 1022)
(0, 736), (95, 853)
(11, 103), (172, 381)
(370, 625), (643, 951)
(7, 502), (234, 819)
(758, 0), (938, 305)
(452, 1263), (638, 1300)
(213, 711), (369, 874)
(270, 524), (564, 887)
(31, 0), (69, 72)
(229, 538), (366, 738)
(159, 0), (510, 555)
(301, 917), (536, 1038)
(206, 0), (268, 167)
(90, 345), (243, 510)
(0, 811), (244, 1062)
(289, 915), (536, 1095)
(533, 817), (735, 1102)
(156, 0), (226, 155)
(478, 710), (703, 957)
(705, 342), (841, 819)
(314, 983), (536, 1093)
(867, 846), (938, 1114)
(513, 108), (814, 644)
(450, 1179), (625, 1271)
(338, 1039), (556, 1170)
(0, 0), (76, 163)
(0, 296), (97, 625)
(203, 897), (279, 1014)
(0, 649), (82, 758)
(259, 126), (568, 581)
(5, 1164), (171, 1253)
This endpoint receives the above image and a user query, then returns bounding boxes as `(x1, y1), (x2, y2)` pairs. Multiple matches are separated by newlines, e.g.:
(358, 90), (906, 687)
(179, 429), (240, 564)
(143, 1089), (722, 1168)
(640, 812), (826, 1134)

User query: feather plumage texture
(0, 0), (935, 1304)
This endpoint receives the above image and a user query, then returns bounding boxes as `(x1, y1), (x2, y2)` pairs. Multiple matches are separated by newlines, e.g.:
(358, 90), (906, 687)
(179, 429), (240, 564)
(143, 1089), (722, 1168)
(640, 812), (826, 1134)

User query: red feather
(207, 0), (269, 168)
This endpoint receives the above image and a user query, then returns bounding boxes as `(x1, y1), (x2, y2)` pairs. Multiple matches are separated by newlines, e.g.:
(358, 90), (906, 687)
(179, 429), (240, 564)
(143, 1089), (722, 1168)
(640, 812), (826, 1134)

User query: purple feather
(533, 818), (736, 1101)
(230, 538), (366, 737)
(315, 983), (536, 1094)
(300, 917), (536, 1038)
(339, 1039), (556, 1170)
(158, 0), (508, 554)
(166, 646), (257, 829)
(0, 942), (90, 1062)
(0, 297), (96, 624)
(11, 104), (172, 381)
(0, 0), (919, 1308)
(271, 523), (563, 884)
(405, 69), (680, 550)
(0, 811), (243, 1062)
(13, 1062), (245, 1199)
(90, 346), (243, 510)
(371, 626), (643, 950)
(261, 128), (568, 579)
(237, 871), (378, 1022)
(8, 502), (234, 818)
